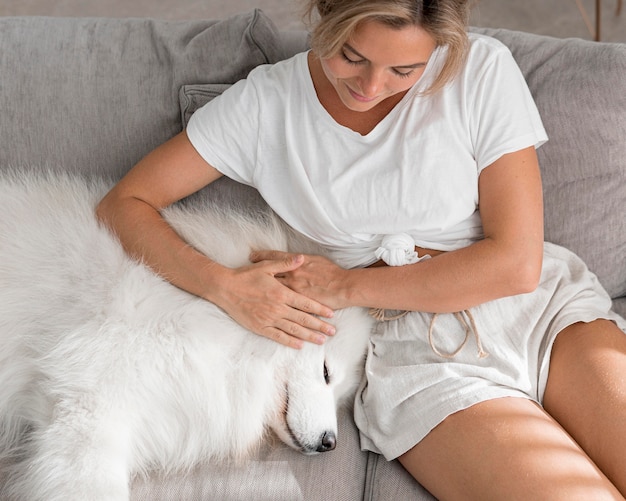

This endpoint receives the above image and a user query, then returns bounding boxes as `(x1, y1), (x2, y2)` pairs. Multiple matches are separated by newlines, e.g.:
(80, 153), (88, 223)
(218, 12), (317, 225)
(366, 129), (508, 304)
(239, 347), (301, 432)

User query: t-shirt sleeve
(185, 75), (261, 186)
(469, 42), (548, 173)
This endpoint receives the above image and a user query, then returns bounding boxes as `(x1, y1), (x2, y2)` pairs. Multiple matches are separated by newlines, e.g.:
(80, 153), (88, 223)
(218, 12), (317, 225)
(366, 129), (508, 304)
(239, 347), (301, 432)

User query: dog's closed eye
(324, 362), (330, 384)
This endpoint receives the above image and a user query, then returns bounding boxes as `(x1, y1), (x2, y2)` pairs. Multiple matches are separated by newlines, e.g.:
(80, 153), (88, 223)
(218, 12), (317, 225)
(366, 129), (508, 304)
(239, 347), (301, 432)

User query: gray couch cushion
(614, 297), (626, 319)
(364, 453), (435, 500)
(0, 10), (283, 180)
(473, 28), (626, 300)
(177, 28), (312, 129)
(180, 84), (232, 128)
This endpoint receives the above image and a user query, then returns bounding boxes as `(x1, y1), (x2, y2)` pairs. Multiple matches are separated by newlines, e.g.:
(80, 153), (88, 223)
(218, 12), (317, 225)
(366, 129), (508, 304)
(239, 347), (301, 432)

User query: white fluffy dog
(0, 171), (374, 501)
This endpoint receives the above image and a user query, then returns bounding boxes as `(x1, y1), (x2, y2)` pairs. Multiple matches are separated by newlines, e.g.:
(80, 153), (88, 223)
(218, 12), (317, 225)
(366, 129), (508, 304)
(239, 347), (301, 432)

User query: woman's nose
(360, 68), (384, 97)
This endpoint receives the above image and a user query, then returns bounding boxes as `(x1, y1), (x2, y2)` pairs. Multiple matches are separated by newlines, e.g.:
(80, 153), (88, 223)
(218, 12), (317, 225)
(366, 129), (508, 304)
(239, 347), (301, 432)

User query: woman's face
(320, 20), (437, 112)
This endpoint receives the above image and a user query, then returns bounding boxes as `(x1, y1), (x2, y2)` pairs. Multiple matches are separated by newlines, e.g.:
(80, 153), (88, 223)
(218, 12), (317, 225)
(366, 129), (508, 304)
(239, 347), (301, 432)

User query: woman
(97, 0), (626, 498)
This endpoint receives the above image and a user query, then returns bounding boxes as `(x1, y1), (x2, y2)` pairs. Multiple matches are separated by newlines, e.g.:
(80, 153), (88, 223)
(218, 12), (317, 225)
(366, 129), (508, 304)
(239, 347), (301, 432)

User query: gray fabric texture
(364, 453), (435, 501)
(180, 83), (232, 128)
(614, 297), (626, 319)
(0, 10), (283, 180)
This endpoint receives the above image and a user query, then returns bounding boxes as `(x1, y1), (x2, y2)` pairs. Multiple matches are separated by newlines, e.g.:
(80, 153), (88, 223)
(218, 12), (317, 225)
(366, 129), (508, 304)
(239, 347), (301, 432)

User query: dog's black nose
(317, 431), (337, 452)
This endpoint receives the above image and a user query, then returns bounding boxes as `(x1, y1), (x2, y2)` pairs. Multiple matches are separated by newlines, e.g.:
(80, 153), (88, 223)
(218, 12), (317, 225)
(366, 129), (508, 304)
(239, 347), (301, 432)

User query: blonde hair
(303, 0), (470, 94)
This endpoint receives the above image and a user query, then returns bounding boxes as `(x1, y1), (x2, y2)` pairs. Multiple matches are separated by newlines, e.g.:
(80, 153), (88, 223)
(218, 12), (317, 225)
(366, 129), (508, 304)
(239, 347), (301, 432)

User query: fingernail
(326, 326), (336, 336)
(315, 334), (327, 344)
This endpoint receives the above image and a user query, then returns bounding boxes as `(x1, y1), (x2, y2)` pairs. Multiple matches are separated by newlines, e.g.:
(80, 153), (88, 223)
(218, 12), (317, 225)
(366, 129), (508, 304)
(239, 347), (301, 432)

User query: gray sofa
(1, 8), (624, 501)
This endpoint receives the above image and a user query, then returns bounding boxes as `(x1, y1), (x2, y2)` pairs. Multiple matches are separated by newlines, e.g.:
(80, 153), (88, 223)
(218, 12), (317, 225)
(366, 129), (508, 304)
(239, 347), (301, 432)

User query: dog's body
(0, 172), (373, 501)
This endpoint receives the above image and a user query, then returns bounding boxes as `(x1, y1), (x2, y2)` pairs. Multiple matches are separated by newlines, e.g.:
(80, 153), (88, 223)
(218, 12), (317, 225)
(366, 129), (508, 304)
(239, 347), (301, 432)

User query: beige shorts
(354, 242), (626, 460)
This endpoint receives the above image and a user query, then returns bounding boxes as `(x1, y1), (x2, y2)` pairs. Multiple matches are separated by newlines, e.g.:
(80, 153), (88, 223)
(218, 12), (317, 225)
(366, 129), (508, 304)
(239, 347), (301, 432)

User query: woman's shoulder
(245, 51), (310, 88)
(451, 31), (518, 83)
(467, 31), (511, 51)
(210, 51), (310, 114)
(466, 32), (514, 64)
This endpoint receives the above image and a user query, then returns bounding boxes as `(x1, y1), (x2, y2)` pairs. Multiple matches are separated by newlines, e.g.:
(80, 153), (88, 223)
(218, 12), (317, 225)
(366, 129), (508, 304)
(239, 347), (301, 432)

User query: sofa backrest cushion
(0, 10), (283, 180)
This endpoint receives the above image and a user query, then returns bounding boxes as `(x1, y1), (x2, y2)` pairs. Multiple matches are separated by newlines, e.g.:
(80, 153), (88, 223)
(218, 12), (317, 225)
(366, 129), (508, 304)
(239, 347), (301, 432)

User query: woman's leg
(543, 319), (626, 496)
(398, 396), (624, 500)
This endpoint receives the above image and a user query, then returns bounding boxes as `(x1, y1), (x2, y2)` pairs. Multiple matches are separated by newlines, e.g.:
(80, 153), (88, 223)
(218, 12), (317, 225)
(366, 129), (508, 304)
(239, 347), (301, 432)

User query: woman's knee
(546, 319), (626, 399)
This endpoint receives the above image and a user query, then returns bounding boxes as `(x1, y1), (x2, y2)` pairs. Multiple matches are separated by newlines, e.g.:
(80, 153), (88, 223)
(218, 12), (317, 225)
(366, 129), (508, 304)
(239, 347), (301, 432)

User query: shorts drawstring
(428, 310), (489, 359)
(369, 308), (489, 359)
(368, 308), (410, 322)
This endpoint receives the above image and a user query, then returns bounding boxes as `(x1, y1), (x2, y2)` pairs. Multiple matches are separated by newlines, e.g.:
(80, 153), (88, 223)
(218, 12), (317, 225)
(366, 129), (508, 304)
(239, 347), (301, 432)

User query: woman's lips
(347, 86), (378, 103)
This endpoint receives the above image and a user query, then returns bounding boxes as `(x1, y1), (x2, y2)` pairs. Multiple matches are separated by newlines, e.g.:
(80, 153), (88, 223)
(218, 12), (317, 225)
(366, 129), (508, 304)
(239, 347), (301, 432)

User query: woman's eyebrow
(343, 43), (428, 68)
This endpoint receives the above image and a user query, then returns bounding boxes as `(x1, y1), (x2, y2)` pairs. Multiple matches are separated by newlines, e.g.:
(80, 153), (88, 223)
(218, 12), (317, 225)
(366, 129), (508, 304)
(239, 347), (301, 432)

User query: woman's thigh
(398, 396), (624, 501)
(543, 319), (626, 496)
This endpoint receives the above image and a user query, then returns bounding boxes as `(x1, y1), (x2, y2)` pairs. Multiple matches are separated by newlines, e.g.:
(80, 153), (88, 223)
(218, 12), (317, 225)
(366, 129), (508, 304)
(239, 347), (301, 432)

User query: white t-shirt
(187, 33), (548, 269)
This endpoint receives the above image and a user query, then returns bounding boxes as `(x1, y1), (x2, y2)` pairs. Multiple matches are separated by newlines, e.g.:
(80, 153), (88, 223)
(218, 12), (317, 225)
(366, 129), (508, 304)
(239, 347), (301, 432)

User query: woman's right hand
(213, 253), (337, 349)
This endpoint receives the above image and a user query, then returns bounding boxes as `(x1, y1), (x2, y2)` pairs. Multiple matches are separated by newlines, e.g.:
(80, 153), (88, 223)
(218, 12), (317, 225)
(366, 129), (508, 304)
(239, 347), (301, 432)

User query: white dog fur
(0, 171), (374, 501)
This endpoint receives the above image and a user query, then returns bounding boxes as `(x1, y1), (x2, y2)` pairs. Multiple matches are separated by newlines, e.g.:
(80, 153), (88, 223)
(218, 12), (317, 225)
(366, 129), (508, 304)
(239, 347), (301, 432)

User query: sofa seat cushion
(130, 406), (369, 501)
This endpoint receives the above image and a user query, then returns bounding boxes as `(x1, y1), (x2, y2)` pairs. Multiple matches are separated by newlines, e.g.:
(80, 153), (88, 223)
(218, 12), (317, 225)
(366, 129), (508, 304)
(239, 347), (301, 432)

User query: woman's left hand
(249, 250), (350, 310)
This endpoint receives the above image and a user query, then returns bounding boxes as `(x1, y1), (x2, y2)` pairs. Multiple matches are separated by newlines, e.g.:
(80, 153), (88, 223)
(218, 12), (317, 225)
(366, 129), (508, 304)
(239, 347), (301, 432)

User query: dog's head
(269, 307), (374, 454)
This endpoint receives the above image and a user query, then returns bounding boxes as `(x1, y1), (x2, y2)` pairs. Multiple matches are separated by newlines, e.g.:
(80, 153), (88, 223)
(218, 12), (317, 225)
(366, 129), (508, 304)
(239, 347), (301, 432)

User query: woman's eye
(393, 69), (414, 79)
(341, 51), (365, 65)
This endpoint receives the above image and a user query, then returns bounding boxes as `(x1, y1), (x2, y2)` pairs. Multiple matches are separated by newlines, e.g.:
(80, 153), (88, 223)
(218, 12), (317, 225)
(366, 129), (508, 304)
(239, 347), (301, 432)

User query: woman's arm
(254, 146), (544, 313)
(96, 131), (336, 348)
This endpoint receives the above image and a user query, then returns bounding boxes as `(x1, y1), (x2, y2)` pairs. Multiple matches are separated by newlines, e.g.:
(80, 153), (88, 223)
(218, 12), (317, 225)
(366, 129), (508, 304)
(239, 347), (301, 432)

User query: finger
(262, 327), (305, 350)
(285, 307), (336, 337)
(289, 293), (335, 321)
(274, 318), (329, 345)
(255, 253), (310, 279)
(260, 311), (334, 349)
